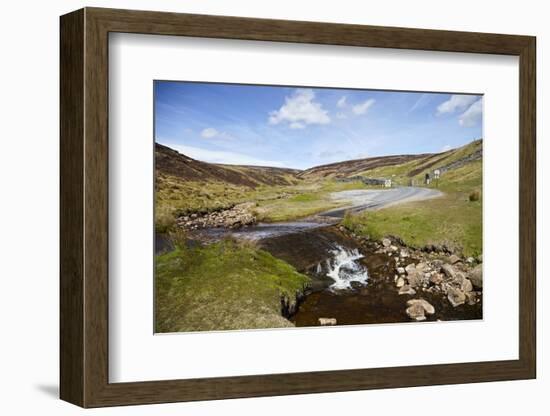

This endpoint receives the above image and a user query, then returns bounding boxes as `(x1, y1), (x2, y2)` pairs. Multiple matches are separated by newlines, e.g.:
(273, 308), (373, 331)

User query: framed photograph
(60, 7), (536, 407)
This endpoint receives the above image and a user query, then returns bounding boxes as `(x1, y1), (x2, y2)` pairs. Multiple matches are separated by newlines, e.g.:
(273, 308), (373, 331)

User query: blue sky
(154, 81), (482, 170)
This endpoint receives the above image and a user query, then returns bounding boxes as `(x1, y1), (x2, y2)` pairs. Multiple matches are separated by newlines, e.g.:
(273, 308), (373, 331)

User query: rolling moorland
(155, 139), (482, 332)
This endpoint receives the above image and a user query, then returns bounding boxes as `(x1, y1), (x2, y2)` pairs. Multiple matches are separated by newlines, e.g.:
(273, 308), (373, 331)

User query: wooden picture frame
(60, 7), (536, 408)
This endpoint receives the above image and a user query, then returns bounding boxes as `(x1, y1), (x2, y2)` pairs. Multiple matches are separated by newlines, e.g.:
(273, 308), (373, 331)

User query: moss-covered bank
(155, 239), (310, 333)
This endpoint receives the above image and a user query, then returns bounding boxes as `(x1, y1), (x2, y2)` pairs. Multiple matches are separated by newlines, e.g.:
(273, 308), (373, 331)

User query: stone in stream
(406, 303), (426, 321)
(447, 287), (466, 307)
(318, 317), (337, 326)
(407, 298), (435, 315)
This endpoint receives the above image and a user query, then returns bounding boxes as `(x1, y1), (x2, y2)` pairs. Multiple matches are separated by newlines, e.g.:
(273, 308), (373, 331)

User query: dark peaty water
(258, 226), (482, 327)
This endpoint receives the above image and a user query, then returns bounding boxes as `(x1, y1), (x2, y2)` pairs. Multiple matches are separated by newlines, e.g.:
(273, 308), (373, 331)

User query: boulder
(406, 303), (426, 321)
(441, 263), (457, 279)
(397, 267), (406, 275)
(382, 238), (391, 247)
(468, 264), (483, 289)
(407, 298), (435, 315)
(415, 262), (429, 272)
(447, 287), (466, 307)
(318, 317), (337, 326)
(400, 249), (410, 258)
(396, 277), (405, 288)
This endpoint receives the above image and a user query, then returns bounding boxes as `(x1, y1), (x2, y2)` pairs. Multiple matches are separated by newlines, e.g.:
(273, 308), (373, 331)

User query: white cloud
(437, 95), (478, 115)
(200, 127), (231, 140)
(352, 99), (375, 115)
(441, 144), (452, 152)
(459, 99), (483, 127)
(337, 96), (347, 108)
(336, 112), (347, 119)
(163, 143), (285, 167)
(269, 89), (330, 128)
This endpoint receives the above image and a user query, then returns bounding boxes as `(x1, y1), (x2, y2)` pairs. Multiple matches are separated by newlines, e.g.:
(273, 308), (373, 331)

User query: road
(321, 186), (443, 218)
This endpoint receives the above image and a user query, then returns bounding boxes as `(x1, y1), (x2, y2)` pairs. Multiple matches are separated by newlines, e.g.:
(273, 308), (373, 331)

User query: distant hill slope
(298, 153), (430, 180)
(155, 143), (301, 188)
(299, 139), (482, 185)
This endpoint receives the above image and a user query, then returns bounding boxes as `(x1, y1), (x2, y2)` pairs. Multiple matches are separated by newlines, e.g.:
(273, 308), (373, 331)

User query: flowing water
(323, 245), (369, 290)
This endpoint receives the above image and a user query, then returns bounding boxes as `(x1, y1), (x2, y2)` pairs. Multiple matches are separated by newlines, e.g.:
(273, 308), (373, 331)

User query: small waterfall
(325, 244), (369, 290)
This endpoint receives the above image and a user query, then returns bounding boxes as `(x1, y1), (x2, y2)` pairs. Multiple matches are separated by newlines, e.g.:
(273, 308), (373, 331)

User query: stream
(157, 188), (481, 327)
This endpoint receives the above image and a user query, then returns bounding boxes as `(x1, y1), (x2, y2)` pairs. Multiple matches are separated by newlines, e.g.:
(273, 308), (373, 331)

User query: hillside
(155, 143), (300, 188)
(300, 139), (482, 189)
(298, 153), (430, 179)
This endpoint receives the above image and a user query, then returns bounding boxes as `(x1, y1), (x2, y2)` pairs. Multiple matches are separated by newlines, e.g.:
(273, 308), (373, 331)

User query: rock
(382, 238), (391, 247)
(468, 264), (483, 289)
(406, 270), (422, 288)
(406, 303), (426, 321)
(400, 249), (410, 258)
(318, 317), (337, 326)
(397, 267), (406, 275)
(477, 254), (483, 263)
(389, 245), (398, 252)
(441, 263), (457, 279)
(398, 285), (416, 295)
(407, 298), (435, 315)
(415, 262), (429, 272)
(396, 277), (405, 288)
(447, 287), (466, 307)
(466, 257), (475, 264)
(448, 254), (461, 264)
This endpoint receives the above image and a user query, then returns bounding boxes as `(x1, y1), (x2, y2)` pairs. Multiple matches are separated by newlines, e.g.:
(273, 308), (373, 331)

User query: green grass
(155, 239), (310, 333)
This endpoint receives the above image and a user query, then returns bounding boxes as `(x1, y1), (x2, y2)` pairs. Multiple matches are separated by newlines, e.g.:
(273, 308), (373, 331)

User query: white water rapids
(323, 244), (369, 290)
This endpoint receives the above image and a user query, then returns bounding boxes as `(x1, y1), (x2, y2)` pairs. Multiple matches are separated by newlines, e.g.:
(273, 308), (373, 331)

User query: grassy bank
(155, 239), (310, 332)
